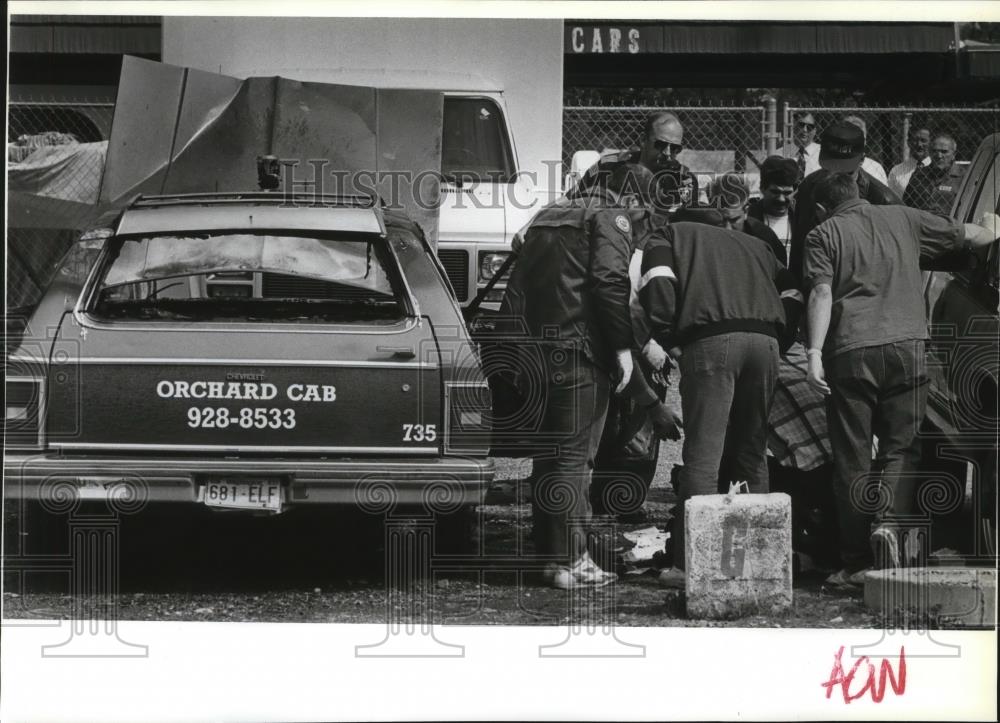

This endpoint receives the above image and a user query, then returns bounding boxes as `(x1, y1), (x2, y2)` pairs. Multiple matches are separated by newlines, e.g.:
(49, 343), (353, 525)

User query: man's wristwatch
(806, 348), (823, 358)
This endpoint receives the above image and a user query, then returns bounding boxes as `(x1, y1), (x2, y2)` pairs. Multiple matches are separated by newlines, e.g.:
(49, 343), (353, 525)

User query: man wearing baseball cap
(803, 171), (1000, 582)
(788, 121), (902, 286)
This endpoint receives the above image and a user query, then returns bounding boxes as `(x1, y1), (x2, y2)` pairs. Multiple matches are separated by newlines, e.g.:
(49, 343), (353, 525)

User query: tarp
(7, 139), (108, 237)
(8, 141), (107, 205)
(101, 56), (444, 243)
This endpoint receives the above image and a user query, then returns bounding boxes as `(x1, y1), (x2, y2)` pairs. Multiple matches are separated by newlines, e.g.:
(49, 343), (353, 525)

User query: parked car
(923, 133), (999, 556)
(4, 192), (493, 552)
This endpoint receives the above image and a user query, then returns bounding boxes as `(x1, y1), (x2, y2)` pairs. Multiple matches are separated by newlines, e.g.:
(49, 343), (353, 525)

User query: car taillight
(4, 377), (44, 449)
(444, 381), (492, 455)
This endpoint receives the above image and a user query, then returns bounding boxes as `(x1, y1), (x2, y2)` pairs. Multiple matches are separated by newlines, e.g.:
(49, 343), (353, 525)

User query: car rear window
(90, 232), (409, 323)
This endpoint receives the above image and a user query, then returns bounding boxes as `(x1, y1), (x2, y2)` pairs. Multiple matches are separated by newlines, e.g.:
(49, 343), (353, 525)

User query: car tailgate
(45, 319), (442, 454)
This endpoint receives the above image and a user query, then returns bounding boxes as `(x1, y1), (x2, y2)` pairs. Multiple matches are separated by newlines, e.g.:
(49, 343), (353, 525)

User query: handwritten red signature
(822, 645), (906, 703)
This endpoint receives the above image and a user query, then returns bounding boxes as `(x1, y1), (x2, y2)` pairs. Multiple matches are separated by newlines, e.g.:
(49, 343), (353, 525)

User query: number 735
(402, 423), (437, 442)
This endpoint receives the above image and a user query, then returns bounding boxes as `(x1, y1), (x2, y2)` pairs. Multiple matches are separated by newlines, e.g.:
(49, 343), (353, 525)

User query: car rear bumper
(3, 453), (494, 509)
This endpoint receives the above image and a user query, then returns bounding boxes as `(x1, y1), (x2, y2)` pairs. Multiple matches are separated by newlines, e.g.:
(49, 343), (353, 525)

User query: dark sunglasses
(796, 122), (816, 130)
(653, 140), (683, 154)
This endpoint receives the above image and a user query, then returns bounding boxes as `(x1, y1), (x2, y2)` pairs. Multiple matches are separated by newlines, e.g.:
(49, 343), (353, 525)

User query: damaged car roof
(116, 195), (387, 236)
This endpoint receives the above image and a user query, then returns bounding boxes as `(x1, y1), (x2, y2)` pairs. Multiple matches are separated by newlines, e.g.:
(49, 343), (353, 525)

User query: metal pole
(901, 112), (912, 165)
(954, 23), (963, 79)
(765, 97), (778, 157)
(782, 101), (791, 151)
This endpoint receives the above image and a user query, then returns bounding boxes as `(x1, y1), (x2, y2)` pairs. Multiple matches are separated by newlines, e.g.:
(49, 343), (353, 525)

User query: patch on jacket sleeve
(615, 214), (631, 233)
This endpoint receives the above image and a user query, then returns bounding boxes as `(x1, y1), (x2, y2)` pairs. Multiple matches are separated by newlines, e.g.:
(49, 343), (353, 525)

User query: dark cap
(819, 122), (865, 174)
(760, 155), (800, 187)
(671, 205), (725, 228)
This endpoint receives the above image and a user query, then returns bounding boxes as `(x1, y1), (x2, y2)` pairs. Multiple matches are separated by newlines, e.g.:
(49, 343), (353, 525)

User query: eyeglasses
(653, 140), (683, 155)
(796, 122), (816, 130)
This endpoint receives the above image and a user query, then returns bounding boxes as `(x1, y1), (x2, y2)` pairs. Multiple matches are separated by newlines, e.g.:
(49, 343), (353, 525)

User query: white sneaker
(577, 551), (616, 584)
(544, 555), (617, 590)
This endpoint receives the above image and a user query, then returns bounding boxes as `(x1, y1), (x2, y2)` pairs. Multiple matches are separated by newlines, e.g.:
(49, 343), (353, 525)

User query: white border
(5, 3), (999, 722)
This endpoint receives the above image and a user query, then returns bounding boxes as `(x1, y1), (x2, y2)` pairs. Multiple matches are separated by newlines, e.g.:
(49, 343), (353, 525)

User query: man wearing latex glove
(638, 206), (798, 589)
(590, 165), (684, 521)
(614, 363), (683, 441)
(498, 166), (644, 590)
(804, 171), (1000, 583)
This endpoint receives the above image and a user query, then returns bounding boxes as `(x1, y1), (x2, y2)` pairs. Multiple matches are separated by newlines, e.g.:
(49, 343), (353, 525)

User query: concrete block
(863, 567), (996, 628)
(685, 493), (792, 620)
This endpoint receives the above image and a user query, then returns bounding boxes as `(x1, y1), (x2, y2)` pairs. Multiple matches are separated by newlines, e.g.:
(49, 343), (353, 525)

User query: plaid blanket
(768, 343), (832, 471)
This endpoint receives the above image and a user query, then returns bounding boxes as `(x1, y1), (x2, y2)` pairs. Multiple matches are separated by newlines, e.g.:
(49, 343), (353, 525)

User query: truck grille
(437, 249), (469, 301)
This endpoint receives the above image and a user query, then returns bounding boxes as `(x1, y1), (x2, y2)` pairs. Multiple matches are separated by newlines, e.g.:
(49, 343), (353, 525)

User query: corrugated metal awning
(565, 21), (956, 55)
(10, 15), (161, 55)
(964, 46), (1000, 78)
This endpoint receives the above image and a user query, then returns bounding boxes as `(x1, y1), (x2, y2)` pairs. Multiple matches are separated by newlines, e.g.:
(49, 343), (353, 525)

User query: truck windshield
(441, 97), (514, 183)
(91, 233), (407, 323)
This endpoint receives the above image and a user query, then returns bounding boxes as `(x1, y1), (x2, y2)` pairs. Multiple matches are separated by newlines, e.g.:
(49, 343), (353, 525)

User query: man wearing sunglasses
(572, 112), (698, 211)
(781, 111), (821, 179)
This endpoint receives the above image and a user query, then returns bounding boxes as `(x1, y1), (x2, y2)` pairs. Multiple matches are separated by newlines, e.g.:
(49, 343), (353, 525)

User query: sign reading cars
(566, 25), (644, 54)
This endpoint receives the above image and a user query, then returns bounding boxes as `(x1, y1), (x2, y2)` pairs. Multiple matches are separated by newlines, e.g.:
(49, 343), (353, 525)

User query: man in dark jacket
(571, 111), (699, 212)
(747, 156), (800, 267)
(789, 122), (902, 286)
(707, 172), (787, 264)
(903, 133), (966, 215)
(638, 207), (802, 588)
(498, 176), (650, 589)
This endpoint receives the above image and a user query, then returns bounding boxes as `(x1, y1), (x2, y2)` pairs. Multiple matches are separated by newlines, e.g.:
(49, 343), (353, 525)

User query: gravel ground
(2, 384), (879, 629)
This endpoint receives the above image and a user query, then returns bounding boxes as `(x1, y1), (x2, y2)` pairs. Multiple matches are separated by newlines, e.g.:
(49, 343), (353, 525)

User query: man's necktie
(796, 147), (807, 179)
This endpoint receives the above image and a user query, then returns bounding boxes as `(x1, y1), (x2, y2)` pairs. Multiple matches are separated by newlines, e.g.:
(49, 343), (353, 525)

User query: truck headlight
(478, 252), (511, 283)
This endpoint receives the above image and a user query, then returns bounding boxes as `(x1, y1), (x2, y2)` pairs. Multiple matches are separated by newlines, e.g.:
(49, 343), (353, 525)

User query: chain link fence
(7, 100), (114, 310)
(563, 105), (769, 176)
(783, 105), (1000, 170)
(563, 101), (998, 200)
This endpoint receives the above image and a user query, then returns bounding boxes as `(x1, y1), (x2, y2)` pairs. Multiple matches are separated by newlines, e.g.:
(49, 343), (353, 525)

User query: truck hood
(100, 56), (443, 242)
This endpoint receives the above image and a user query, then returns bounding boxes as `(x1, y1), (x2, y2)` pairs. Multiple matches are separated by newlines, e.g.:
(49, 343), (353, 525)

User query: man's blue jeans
(674, 332), (779, 569)
(532, 350), (610, 564)
(825, 340), (928, 572)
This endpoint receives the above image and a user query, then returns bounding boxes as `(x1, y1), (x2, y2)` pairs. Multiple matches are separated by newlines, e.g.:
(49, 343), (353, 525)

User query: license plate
(202, 478), (283, 511)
